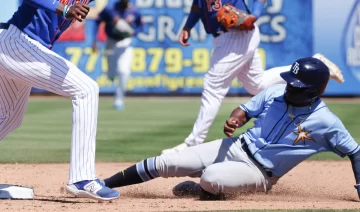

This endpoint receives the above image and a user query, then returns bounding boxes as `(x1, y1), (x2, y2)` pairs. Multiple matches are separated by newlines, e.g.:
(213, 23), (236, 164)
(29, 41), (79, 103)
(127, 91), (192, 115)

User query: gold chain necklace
(288, 105), (312, 127)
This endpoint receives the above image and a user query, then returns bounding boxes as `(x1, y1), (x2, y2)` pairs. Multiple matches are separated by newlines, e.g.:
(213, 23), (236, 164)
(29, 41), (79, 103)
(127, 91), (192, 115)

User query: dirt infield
(0, 161), (360, 211)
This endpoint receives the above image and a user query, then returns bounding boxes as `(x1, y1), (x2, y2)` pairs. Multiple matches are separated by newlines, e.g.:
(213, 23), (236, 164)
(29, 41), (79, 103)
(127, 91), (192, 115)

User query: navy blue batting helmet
(280, 57), (330, 105)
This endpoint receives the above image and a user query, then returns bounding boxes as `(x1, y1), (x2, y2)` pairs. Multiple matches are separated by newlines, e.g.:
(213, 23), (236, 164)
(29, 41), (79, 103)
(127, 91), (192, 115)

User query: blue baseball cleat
(66, 179), (120, 201)
(114, 105), (125, 111)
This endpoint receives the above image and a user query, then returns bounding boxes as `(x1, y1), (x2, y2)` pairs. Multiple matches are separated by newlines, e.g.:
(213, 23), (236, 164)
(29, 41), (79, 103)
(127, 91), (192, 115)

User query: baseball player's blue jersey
(96, 3), (143, 40)
(240, 84), (360, 177)
(193, 0), (251, 35)
(8, 0), (93, 49)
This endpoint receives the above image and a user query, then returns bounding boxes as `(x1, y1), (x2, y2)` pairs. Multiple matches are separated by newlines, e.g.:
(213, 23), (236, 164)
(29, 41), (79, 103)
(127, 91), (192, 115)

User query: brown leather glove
(216, 4), (255, 30)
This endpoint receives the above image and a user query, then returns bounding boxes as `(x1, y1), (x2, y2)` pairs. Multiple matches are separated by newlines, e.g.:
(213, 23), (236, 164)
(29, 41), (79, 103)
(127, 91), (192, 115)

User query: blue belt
(0, 23), (9, 30)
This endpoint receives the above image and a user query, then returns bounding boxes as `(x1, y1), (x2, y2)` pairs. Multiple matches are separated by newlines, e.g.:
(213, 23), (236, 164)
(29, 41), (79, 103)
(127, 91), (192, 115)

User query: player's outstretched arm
(91, 6), (111, 53)
(325, 118), (360, 200)
(62, 3), (90, 22)
(252, 0), (266, 18)
(349, 150), (360, 199)
(24, 0), (91, 22)
(179, 0), (200, 47)
(240, 0), (266, 30)
(223, 107), (251, 137)
(132, 10), (144, 36)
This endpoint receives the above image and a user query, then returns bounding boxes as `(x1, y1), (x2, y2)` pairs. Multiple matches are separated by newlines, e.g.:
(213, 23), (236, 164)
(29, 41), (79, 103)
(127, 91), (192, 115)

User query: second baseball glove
(112, 19), (134, 41)
(216, 4), (250, 30)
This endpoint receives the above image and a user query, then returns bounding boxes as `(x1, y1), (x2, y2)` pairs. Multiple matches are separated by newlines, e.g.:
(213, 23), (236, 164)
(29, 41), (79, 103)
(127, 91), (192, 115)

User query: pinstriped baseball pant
(0, 24), (98, 184)
(185, 25), (289, 146)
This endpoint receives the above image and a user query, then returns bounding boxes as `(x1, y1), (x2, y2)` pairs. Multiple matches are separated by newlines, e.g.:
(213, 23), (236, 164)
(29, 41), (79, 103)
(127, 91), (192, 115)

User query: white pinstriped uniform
(0, 25), (98, 184)
(185, 25), (289, 146)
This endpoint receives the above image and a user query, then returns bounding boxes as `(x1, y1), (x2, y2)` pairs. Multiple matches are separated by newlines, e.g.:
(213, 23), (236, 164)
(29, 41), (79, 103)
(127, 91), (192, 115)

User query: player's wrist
(56, 3), (65, 16)
(182, 26), (191, 32)
(63, 5), (72, 18)
(251, 1), (265, 19)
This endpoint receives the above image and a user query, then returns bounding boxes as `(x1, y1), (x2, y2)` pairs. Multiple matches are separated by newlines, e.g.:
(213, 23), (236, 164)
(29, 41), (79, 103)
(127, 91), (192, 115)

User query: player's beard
(284, 84), (319, 107)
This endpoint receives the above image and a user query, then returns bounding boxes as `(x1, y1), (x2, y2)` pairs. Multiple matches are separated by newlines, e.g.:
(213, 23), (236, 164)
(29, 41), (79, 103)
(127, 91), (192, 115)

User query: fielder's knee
(85, 79), (99, 96)
(202, 79), (228, 100)
(75, 78), (99, 99)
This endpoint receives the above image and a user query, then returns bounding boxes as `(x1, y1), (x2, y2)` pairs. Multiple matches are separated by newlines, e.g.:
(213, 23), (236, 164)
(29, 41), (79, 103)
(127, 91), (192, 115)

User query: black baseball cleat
(173, 181), (226, 200)
(199, 187), (226, 201)
(172, 181), (201, 197)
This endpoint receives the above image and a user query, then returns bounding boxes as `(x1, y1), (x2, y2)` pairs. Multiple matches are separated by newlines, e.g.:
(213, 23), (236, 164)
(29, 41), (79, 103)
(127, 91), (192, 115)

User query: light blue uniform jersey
(240, 84), (360, 177)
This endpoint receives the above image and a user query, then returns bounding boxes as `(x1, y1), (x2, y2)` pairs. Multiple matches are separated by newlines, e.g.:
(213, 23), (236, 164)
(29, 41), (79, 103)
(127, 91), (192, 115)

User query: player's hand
(239, 15), (257, 31)
(66, 3), (90, 22)
(179, 29), (191, 47)
(92, 42), (98, 53)
(224, 117), (240, 137)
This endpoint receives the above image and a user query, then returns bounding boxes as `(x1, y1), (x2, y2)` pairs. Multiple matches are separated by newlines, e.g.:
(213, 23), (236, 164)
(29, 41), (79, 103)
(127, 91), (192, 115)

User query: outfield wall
(2, 0), (360, 95)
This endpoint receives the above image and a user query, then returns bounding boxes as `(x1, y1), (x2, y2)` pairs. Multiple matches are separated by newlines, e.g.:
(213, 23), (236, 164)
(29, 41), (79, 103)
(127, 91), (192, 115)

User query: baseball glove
(112, 19), (134, 41)
(216, 4), (251, 30)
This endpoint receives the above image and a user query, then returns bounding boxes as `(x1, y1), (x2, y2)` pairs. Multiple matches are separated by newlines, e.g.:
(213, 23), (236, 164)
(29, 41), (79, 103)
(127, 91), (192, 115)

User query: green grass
(0, 97), (359, 163)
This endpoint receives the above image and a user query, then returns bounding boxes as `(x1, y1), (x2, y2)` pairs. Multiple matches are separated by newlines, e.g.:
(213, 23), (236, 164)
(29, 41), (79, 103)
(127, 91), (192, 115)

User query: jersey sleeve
(23, 0), (60, 13)
(240, 84), (285, 118)
(133, 9), (144, 35)
(325, 118), (360, 157)
(239, 89), (268, 118)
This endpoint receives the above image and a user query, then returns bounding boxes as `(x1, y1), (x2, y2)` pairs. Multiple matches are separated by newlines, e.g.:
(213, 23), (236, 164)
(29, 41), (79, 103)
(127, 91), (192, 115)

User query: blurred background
(1, 0), (359, 96)
(0, 0), (359, 162)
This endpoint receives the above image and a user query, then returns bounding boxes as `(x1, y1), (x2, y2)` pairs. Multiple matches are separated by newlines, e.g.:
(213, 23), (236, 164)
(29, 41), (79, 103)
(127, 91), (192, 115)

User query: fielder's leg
(105, 39), (117, 81)
(237, 49), (287, 96)
(161, 28), (259, 154)
(239, 51), (345, 96)
(313, 53), (344, 83)
(114, 46), (133, 110)
(0, 25), (119, 200)
(0, 75), (31, 140)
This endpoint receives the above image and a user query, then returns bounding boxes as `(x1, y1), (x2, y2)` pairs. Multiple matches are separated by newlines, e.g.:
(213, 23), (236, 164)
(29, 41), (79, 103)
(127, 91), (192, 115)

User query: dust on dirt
(0, 161), (359, 212)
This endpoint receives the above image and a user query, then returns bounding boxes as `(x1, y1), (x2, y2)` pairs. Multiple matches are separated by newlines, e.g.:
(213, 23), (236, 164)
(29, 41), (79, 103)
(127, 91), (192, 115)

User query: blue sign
(343, 0), (360, 89)
(51, 0), (313, 94)
(313, 0), (360, 95)
(2, 0), (360, 95)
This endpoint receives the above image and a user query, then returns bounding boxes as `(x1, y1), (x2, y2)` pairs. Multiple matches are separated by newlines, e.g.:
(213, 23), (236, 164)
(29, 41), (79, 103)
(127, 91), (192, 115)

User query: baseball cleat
(114, 105), (125, 111)
(313, 53), (344, 83)
(161, 143), (189, 155)
(66, 179), (120, 201)
(172, 181), (201, 197)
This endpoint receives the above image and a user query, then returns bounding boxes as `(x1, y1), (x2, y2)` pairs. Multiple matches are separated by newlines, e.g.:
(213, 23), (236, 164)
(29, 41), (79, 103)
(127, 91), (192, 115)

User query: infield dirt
(0, 161), (360, 211)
